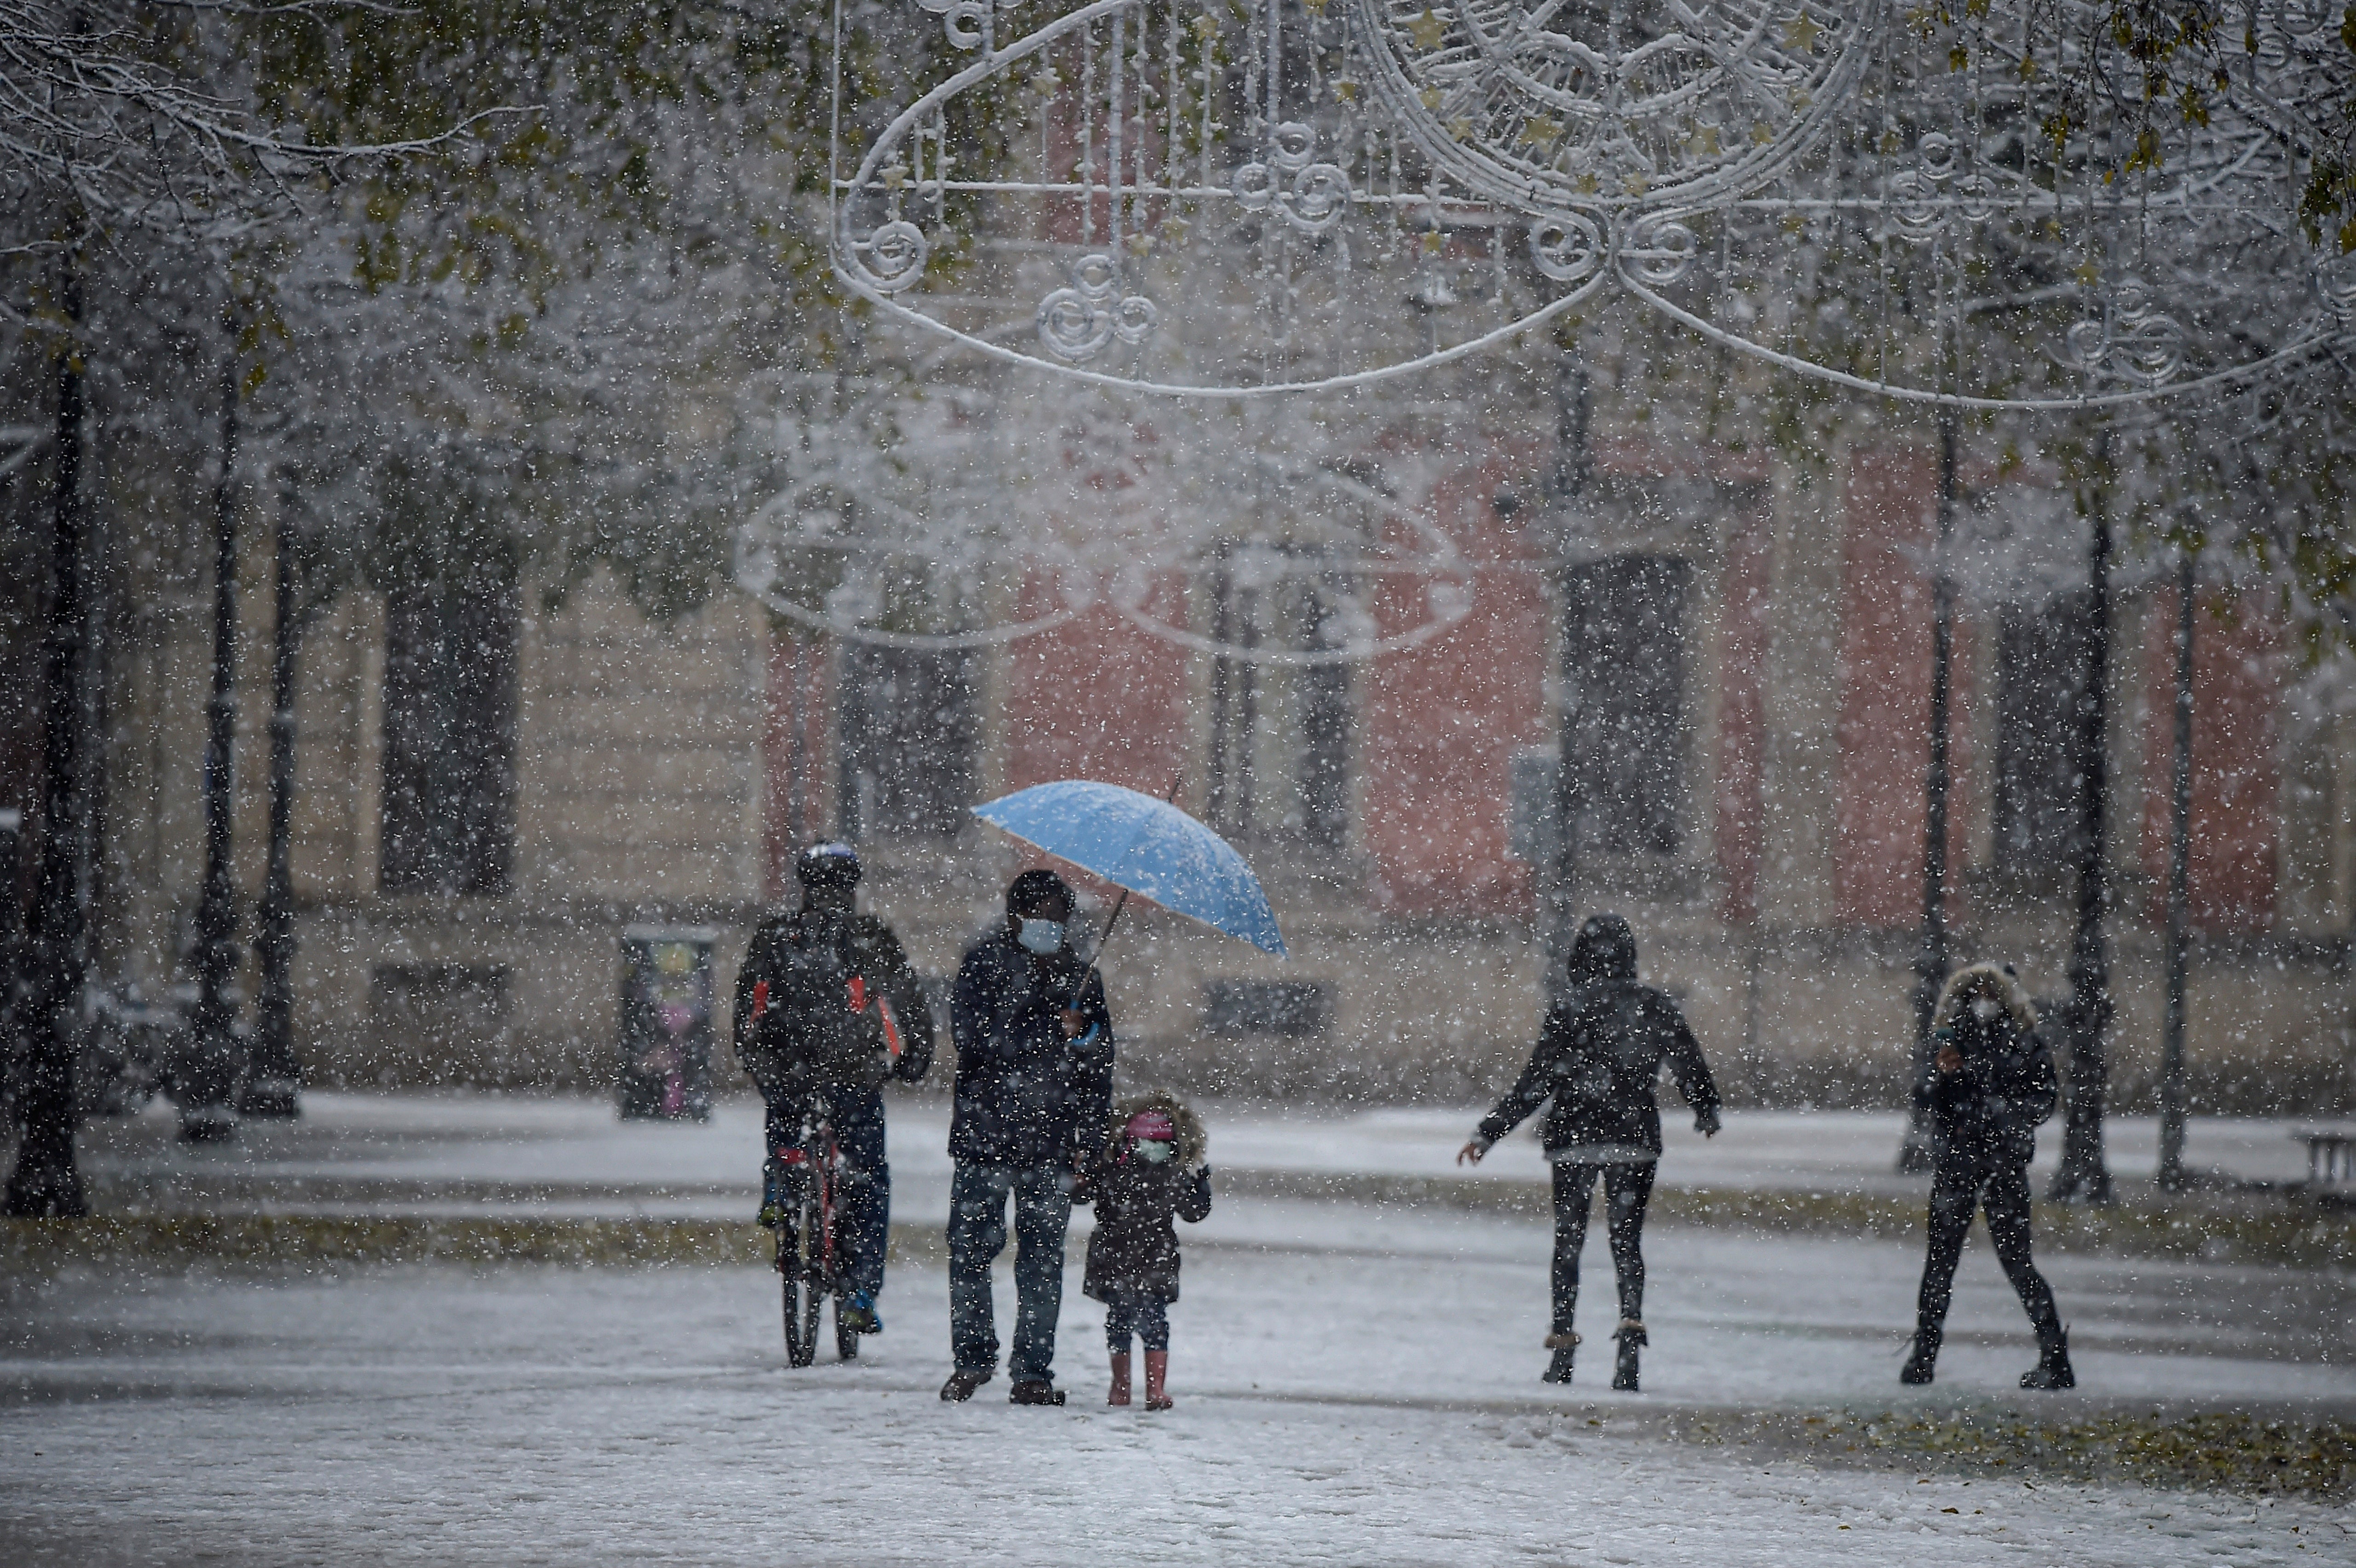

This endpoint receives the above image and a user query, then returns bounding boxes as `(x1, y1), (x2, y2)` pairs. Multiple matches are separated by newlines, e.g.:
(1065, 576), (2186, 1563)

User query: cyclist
(735, 843), (934, 1336)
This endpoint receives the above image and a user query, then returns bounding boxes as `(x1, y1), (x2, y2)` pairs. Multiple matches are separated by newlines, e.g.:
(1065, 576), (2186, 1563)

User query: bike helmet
(795, 842), (863, 890)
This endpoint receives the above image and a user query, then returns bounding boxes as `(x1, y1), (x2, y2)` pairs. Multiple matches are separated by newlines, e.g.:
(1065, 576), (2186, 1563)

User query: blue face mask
(1016, 917), (1066, 955)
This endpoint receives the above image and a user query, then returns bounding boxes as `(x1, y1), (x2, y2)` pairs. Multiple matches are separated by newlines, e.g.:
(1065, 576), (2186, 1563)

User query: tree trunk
(2050, 434), (2115, 1204)
(1900, 409), (1959, 1173)
(1545, 349), (1591, 1011)
(2157, 544), (2196, 1190)
(5, 273), (92, 1218)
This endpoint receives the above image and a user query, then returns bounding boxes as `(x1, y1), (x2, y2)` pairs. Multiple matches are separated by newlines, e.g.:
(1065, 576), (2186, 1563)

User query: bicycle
(773, 1098), (861, 1367)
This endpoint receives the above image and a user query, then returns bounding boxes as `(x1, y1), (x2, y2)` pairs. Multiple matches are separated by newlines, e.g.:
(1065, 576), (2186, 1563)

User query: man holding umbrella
(939, 868), (1115, 1406)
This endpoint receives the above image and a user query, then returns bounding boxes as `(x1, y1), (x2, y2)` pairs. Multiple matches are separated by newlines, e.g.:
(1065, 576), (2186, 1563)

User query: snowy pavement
(5, 1199), (2350, 1565)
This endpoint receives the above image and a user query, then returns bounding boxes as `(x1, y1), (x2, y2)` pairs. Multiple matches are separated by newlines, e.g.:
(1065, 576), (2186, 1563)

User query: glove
(1694, 1106), (1722, 1137)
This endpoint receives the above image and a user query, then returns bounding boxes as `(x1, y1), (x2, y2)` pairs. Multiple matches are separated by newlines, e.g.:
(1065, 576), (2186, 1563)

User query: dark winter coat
(1081, 1091), (1211, 1305)
(948, 929), (1115, 1169)
(1918, 963), (2055, 1169)
(732, 906), (934, 1096)
(1475, 916), (1719, 1159)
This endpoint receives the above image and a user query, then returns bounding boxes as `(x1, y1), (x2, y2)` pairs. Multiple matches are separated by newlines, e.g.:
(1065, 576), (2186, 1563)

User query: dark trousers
(1914, 1155), (2061, 1341)
(1550, 1160), (1656, 1335)
(947, 1162), (1073, 1383)
(764, 1086), (889, 1298)
(1103, 1295), (1170, 1354)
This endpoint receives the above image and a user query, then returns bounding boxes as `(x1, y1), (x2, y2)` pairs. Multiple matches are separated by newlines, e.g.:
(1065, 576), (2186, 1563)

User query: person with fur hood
(1078, 1091), (1211, 1411)
(1901, 960), (2073, 1390)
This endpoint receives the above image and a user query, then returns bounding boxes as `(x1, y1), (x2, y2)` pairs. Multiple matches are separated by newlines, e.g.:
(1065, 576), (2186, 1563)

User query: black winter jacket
(732, 907), (934, 1094)
(1081, 1092), (1211, 1305)
(1918, 963), (2056, 1169)
(949, 930), (1114, 1168)
(1477, 981), (1720, 1158)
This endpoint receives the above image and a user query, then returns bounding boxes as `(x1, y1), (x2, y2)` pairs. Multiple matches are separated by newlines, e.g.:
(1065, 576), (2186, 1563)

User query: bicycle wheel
(780, 1192), (822, 1369)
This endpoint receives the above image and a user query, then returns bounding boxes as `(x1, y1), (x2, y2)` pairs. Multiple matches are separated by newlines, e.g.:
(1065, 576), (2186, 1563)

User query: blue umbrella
(971, 780), (1286, 960)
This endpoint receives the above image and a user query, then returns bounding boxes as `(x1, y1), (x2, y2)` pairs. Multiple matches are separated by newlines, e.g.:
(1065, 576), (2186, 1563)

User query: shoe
(840, 1290), (881, 1335)
(1612, 1319), (1644, 1392)
(2020, 1326), (2074, 1390)
(1542, 1347), (1577, 1385)
(1108, 1353), (1132, 1407)
(1143, 1351), (1172, 1411)
(1900, 1327), (1940, 1386)
(1009, 1379), (1067, 1406)
(939, 1368), (992, 1402)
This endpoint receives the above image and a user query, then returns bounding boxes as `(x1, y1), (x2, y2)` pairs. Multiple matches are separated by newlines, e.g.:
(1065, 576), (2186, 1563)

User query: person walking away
(1457, 913), (1720, 1391)
(1080, 1091), (1211, 1410)
(940, 869), (1115, 1406)
(734, 843), (934, 1337)
(1900, 961), (2072, 1389)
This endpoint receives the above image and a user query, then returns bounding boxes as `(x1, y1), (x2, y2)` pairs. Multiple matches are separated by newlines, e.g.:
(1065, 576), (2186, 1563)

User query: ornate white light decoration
(829, 0), (2350, 406)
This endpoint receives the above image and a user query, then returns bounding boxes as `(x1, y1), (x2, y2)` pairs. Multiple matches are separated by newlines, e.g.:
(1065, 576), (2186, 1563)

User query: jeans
(947, 1161), (1073, 1383)
(764, 1086), (889, 1298)
(1550, 1160), (1656, 1335)
(1103, 1296), (1169, 1354)
(1914, 1155), (2060, 1338)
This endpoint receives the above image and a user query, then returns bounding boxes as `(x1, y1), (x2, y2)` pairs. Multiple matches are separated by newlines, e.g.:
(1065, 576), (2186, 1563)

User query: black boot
(1900, 1323), (1941, 1386)
(2020, 1323), (2074, 1390)
(1541, 1332), (1578, 1385)
(1611, 1319), (1644, 1392)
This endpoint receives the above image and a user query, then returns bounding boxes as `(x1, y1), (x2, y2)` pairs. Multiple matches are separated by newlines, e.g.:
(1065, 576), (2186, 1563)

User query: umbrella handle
(1068, 886), (1129, 1010)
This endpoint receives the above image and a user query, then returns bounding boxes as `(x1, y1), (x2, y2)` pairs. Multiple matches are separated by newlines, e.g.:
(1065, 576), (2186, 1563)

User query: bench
(2292, 1129), (2355, 1186)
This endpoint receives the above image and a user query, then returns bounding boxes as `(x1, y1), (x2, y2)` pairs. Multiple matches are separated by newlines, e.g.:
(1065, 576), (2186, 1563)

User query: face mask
(1133, 1139), (1173, 1164)
(1016, 917), (1066, 955)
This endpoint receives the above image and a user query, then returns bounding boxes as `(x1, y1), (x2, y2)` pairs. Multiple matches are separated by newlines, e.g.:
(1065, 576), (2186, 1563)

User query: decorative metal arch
(829, 0), (2353, 405)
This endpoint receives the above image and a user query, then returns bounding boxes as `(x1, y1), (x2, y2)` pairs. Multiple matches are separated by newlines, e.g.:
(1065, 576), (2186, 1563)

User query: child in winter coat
(1078, 1091), (1211, 1410)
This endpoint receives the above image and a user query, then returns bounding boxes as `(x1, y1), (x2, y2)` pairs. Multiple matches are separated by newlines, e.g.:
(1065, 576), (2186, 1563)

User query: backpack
(739, 914), (890, 1094)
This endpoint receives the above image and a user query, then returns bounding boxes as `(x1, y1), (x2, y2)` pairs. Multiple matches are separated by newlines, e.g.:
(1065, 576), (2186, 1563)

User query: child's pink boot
(1143, 1350), (1172, 1411)
(1107, 1353), (1131, 1406)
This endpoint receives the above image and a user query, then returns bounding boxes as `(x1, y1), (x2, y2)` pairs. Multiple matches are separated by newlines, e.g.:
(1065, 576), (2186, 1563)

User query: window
(1993, 592), (2092, 865)
(837, 644), (981, 839)
(380, 571), (517, 894)
(1561, 554), (1689, 856)
(1204, 557), (1351, 852)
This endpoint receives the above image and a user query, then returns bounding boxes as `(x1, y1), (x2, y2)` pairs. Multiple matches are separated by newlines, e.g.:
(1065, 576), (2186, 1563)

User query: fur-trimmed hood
(1933, 962), (2039, 1034)
(1105, 1088), (1207, 1170)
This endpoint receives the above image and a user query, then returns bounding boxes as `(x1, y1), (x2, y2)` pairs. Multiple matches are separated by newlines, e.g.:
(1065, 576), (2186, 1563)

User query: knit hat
(1125, 1109), (1174, 1143)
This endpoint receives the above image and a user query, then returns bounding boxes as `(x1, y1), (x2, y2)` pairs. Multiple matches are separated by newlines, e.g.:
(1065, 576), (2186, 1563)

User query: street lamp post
(5, 270), (92, 1218)
(241, 472), (304, 1117)
(179, 339), (245, 1143)
(2050, 435), (2115, 1204)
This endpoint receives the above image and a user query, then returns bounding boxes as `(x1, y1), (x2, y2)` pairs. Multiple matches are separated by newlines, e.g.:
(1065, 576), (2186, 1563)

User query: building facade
(17, 400), (2354, 1115)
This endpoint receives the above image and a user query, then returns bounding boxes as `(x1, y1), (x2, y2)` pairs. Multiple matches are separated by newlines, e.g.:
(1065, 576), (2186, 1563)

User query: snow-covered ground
(13, 1094), (2347, 1562)
(69, 1092), (2340, 1219)
(7, 1193), (2350, 1564)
